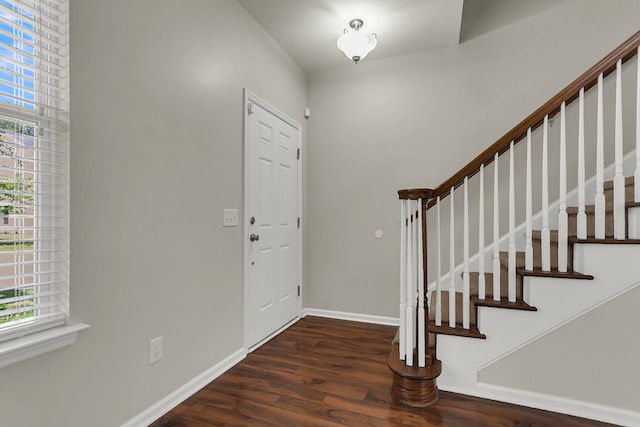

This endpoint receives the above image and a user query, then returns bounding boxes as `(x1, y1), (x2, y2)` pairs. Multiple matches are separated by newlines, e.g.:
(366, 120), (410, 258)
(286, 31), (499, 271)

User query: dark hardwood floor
(151, 317), (616, 426)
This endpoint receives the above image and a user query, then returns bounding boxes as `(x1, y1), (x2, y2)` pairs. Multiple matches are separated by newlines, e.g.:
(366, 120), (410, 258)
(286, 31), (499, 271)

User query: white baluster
(399, 199), (406, 360)
(436, 197), (442, 326)
(525, 128), (533, 270)
(614, 59), (625, 240)
(541, 115), (551, 271)
(558, 102), (568, 273)
(449, 186), (456, 328)
(492, 154), (501, 301)
(478, 165), (486, 300)
(636, 48), (640, 203)
(508, 141), (516, 302)
(405, 201), (414, 366)
(463, 177), (470, 329)
(417, 199), (425, 367)
(577, 88), (587, 239)
(595, 73), (606, 239)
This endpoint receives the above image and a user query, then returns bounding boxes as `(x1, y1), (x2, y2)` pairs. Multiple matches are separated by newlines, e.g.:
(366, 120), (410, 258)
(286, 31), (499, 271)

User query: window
(0, 0), (69, 344)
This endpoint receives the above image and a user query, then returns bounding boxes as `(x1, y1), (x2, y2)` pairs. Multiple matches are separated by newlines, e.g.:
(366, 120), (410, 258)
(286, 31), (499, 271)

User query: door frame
(243, 89), (303, 351)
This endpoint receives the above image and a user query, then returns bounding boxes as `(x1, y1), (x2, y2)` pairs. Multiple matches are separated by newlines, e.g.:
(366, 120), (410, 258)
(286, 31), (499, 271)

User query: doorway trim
(243, 89), (303, 351)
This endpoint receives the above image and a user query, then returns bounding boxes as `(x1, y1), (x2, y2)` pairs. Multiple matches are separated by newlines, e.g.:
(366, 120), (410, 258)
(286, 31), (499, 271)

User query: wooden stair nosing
(569, 237), (640, 244)
(516, 267), (594, 280)
(471, 296), (537, 311)
(533, 230), (640, 241)
(428, 322), (486, 339)
(466, 272), (536, 311)
(498, 251), (592, 279)
(567, 198), (640, 215)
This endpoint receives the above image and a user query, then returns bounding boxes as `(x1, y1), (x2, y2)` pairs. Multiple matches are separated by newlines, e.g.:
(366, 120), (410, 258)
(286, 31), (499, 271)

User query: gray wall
(2, 0), (640, 425)
(479, 285), (640, 412)
(0, 1), (305, 426)
(305, 0), (640, 316)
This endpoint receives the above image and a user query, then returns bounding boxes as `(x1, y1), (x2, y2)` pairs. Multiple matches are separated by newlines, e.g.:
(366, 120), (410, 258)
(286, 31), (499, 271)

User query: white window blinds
(0, 0), (69, 342)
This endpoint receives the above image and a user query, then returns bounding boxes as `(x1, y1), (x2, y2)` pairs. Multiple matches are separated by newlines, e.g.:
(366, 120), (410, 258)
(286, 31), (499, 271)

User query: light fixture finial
(349, 19), (363, 31)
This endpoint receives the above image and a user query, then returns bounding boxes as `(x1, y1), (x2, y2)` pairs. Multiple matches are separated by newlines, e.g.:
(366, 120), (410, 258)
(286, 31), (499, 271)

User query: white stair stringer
(435, 243), (640, 426)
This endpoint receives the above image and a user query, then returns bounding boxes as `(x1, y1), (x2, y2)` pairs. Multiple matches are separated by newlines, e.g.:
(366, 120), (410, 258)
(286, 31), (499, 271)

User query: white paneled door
(245, 93), (300, 349)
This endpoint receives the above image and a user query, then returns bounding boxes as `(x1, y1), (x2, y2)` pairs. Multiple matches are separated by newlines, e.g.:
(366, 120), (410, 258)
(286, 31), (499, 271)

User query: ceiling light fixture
(337, 19), (377, 64)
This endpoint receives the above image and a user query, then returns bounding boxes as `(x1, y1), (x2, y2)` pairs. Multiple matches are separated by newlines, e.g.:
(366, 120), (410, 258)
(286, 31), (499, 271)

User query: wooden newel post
(390, 188), (442, 407)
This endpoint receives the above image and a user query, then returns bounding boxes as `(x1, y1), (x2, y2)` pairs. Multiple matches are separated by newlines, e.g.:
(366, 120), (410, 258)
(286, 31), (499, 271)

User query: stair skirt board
(476, 278), (640, 373)
(433, 244), (640, 425)
(302, 308), (400, 326)
(428, 149), (638, 294)
(442, 383), (640, 427)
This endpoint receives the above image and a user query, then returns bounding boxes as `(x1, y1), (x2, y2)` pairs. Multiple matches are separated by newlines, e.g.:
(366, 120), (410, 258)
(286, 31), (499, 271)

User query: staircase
(431, 177), (638, 339)
(388, 31), (640, 423)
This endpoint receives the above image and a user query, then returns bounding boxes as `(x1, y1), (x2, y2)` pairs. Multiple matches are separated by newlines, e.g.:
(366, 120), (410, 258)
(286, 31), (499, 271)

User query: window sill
(0, 323), (90, 369)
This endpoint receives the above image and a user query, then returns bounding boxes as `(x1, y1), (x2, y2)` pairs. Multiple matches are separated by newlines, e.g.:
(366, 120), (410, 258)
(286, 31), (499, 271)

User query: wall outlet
(223, 209), (239, 227)
(149, 336), (163, 365)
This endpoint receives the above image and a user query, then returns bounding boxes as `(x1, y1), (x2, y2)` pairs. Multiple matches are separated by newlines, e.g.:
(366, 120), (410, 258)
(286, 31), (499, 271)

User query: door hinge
(247, 103), (253, 115)
(297, 148), (300, 160)
(297, 217), (300, 228)
(298, 285), (301, 297)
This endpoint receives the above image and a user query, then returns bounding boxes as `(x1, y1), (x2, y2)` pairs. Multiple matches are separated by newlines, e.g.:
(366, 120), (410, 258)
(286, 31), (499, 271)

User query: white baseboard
(303, 308), (399, 326)
(448, 383), (640, 427)
(121, 348), (247, 427)
(121, 311), (395, 426)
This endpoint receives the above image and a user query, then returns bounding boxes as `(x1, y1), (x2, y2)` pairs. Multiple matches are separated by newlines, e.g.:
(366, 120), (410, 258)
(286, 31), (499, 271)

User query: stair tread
(566, 199), (638, 214)
(570, 237), (640, 244)
(532, 229), (639, 240)
(499, 251), (592, 279)
(428, 322), (486, 339)
(471, 295), (537, 311)
(516, 267), (594, 279)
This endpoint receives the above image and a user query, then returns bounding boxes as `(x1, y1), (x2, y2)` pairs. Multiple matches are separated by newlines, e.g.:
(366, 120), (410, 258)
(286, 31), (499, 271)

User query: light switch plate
(223, 209), (239, 227)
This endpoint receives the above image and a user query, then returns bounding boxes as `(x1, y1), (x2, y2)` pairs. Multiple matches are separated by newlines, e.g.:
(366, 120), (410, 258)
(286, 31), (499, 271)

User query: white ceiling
(239, 0), (464, 73)
(239, 0), (565, 74)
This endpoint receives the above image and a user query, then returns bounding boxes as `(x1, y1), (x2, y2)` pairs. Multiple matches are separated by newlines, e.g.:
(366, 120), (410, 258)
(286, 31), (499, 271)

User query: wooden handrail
(429, 31), (640, 207)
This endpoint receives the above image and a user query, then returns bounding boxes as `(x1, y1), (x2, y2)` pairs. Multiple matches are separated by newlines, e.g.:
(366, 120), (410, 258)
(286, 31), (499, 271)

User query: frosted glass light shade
(337, 29), (377, 63)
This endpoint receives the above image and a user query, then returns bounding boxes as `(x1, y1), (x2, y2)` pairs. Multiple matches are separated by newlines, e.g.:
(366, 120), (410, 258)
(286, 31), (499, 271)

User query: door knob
(250, 234), (260, 242)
